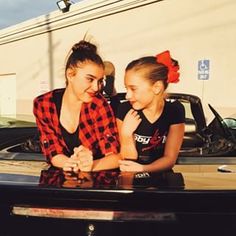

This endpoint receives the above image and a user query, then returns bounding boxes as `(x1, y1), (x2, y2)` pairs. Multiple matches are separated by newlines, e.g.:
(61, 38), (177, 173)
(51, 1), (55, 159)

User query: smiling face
(124, 69), (160, 110)
(66, 61), (104, 103)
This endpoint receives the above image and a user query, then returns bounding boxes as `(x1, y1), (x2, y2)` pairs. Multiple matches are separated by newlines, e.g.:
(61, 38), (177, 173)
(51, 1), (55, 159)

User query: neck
(60, 87), (82, 133)
(63, 86), (83, 110)
(145, 95), (164, 114)
(143, 95), (165, 123)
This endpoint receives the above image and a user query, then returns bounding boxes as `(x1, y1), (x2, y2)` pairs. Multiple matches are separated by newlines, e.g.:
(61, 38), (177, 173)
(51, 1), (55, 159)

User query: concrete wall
(0, 0), (235, 122)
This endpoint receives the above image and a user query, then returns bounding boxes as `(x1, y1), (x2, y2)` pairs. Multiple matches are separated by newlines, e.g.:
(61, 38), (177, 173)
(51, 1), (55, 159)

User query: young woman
(33, 40), (120, 172)
(116, 50), (185, 172)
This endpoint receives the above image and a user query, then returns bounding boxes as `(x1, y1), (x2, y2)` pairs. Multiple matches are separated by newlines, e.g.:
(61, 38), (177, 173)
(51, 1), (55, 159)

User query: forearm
(92, 153), (122, 171)
(142, 155), (177, 173)
(120, 135), (138, 160)
(51, 154), (70, 168)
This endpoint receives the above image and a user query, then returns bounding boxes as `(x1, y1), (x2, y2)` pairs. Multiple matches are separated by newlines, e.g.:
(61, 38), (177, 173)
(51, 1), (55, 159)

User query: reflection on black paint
(39, 167), (185, 190)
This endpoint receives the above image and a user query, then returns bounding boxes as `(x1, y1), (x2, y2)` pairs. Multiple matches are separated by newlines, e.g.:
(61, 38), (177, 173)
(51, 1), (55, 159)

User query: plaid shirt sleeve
(96, 98), (119, 155)
(33, 92), (66, 162)
(79, 94), (120, 156)
(90, 95), (120, 155)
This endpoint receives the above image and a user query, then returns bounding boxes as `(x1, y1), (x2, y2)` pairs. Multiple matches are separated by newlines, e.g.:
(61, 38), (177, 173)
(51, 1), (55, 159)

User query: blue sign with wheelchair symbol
(198, 60), (210, 80)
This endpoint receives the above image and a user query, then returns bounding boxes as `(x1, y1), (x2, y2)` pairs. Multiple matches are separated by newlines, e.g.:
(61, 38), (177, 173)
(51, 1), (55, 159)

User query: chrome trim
(12, 206), (176, 221)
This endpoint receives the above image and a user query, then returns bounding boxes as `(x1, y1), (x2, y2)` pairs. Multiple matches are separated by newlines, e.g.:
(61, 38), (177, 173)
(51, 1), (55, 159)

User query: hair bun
(72, 40), (97, 54)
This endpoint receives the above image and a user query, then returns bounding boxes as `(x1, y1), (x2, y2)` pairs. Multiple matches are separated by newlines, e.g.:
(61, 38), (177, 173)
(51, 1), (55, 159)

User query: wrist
(121, 132), (134, 139)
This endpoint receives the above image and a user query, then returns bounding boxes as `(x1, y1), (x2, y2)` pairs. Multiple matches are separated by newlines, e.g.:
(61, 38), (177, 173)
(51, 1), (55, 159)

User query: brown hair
(65, 40), (104, 85)
(125, 56), (178, 89)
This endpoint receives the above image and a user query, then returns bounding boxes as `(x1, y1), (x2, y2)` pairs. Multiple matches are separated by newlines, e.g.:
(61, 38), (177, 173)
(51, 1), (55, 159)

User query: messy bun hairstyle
(65, 40), (104, 83)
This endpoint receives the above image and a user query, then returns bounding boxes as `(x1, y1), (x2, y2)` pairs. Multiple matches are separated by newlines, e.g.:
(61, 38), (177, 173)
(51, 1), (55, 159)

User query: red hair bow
(156, 50), (180, 83)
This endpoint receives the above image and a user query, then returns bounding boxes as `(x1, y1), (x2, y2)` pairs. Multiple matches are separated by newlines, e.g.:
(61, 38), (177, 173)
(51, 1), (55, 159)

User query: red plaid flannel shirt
(33, 89), (119, 163)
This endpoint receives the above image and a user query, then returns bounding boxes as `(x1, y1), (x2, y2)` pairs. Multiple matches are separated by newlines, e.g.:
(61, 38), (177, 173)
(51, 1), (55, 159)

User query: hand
(121, 109), (142, 136)
(119, 160), (144, 172)
(74, 145), (93, 172)
(62, 157), (80, 173)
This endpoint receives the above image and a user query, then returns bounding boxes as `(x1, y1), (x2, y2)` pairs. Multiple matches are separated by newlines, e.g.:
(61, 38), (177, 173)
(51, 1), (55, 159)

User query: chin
(79, 95), (93, 103)
(84, 97), (93, 103)
(131, 103), (143, 110)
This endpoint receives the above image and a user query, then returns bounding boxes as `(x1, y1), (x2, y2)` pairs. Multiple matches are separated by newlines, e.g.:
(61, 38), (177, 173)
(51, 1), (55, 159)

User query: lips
(87, 92), (96, 97)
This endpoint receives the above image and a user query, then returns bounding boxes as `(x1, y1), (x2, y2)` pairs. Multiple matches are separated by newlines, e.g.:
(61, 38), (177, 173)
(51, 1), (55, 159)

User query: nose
(92, 80), (99, 92)
(125, 89), (132, 100)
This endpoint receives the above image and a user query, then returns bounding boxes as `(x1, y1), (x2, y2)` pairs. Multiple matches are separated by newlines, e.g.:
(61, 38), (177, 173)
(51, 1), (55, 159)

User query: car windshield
(229, 113), (236, 119)
(0, 115), (36, 128)
(224, 117), (236, 130)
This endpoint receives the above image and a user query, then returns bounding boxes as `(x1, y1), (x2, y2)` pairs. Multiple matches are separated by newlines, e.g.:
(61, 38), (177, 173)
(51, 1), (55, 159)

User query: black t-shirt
(116, 100), (185, 164)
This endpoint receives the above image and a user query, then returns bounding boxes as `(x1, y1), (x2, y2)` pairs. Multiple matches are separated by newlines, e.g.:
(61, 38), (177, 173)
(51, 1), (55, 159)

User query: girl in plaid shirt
(33, 40), (120, 172)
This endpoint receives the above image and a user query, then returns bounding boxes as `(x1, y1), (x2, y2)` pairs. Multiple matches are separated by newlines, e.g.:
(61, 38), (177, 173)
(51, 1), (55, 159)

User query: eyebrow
(125, 84), (138, 88)
(86, 74), (97, 78)
(86, 74), (104, 81)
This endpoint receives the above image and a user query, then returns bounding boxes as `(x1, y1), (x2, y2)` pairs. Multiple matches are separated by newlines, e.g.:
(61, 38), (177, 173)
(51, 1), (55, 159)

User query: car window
(181, 101), (194, 121)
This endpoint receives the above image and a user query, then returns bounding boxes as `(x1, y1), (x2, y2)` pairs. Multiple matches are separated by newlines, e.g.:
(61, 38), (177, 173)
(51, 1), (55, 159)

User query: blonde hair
(104, 61), (115, 76)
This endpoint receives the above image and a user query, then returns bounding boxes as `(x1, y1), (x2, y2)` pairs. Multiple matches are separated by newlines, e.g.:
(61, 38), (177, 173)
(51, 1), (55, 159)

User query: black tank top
(53, 89), (81, 156)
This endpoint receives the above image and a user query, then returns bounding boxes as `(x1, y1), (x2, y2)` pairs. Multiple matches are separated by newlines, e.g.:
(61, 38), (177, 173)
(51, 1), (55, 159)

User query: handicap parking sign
(198, 60), (210, 80)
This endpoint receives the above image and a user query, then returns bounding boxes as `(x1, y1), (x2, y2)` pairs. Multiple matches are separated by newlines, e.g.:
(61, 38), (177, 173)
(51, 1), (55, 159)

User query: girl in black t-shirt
(116, 50), (185, 172)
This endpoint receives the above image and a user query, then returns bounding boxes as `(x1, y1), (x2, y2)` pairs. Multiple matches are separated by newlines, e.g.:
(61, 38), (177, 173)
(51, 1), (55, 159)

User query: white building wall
(0, 0), (235, 122)
(0, 74), (16, 116)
